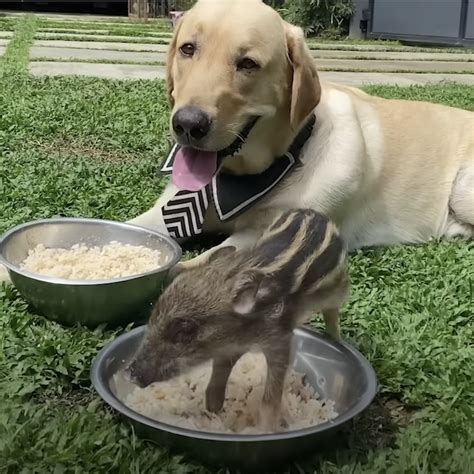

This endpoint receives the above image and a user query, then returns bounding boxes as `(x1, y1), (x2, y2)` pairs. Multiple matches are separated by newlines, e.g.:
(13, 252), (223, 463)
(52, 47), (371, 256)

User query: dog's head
(166, 0), (321, 190)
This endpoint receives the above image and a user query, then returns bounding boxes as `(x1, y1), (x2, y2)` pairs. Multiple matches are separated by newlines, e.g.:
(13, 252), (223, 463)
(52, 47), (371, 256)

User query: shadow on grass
(285, 395), (417, 474)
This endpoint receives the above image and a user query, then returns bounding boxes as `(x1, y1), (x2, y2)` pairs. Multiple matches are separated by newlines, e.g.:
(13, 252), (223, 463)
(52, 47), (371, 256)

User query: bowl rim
(0, 217), (182, 286)
(91, 325), (378, 442)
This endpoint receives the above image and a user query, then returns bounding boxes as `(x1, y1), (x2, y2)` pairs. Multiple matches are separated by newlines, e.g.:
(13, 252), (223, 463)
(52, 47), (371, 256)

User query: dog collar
(160, 114), (316, 240)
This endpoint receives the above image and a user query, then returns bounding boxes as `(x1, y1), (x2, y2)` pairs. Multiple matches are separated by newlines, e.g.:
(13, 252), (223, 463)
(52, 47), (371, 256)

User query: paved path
(308, 42), (472, 53)
(316, 58), (474, 73)
(312, 49), (474, 62)
(319, 71), (474, 85)
(29, 62), (166, 80)
(0, 46), (6, 57)
(36, 32), (170, 44)
(28, 61), (474, 85)
(37, 27), (173, 37)
(2, 11), (135, 22)
(33, 40), (474, 63)
(5, 11), (473, 85)
(0, 31), (13, 39)
(29, 45), (474, 73)
(30, 46), (166, 63)
(34, 39), (169, 52)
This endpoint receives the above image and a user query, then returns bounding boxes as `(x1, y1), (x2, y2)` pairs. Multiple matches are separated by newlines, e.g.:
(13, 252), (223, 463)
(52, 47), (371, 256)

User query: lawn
(1, 16), (473, 474)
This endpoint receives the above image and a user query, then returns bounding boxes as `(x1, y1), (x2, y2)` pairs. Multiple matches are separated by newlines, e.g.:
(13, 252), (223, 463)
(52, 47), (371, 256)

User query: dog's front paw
(168, 262), (185, 281)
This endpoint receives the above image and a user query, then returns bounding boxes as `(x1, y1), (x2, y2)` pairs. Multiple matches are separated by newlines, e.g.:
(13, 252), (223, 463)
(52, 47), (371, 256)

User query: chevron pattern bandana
(161, 114), (316, 240)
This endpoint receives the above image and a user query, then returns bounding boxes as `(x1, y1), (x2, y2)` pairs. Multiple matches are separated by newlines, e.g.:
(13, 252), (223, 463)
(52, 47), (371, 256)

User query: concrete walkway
(4, 11), (472, 85)
(29, 44), (474, 74)
(316, 58), (474, 73)
(34, 39), (169, 52)
(312, 49), (474, 62)
(32, 40), (474, 63)
(29, 62), (166, 80)
(28, 61), (474, 85)
(37, 27), (173, 37)
(35, 32), (169, 44)
(30, 46), (166, 63)
(308, 42), (473, 53)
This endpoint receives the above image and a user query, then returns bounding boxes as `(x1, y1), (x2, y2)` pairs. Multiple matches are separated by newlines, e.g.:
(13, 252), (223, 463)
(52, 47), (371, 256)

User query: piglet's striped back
(254, 209), (346, 295)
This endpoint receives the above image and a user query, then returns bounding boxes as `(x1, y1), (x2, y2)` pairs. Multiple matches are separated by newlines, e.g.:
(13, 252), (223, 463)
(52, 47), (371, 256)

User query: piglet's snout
(124, 361), (153, 388)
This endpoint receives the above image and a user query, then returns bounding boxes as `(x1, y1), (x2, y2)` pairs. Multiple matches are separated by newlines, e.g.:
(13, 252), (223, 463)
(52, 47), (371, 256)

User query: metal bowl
(91, 326), (377, 470)
(0, 218), (181, 327)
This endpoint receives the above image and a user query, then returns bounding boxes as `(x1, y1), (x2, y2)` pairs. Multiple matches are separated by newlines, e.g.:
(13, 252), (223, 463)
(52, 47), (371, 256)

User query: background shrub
(270, 0), (355, 39)
(172, 1), (354, 40)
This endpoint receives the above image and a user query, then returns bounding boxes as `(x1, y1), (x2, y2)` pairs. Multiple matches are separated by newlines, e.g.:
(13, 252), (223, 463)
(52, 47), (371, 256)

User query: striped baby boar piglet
(126, 209), (349, 430)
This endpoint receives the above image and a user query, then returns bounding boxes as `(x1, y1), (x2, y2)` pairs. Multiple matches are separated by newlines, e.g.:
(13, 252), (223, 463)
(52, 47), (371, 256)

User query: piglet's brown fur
(127, 209), (349, 431)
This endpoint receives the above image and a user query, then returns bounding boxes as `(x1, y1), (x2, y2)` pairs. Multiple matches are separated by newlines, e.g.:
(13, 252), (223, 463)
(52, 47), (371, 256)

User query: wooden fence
(128, 0), (196, 18)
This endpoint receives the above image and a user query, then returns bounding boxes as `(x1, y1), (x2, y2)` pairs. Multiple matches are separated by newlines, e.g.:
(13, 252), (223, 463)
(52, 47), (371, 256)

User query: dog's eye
(237, 57), (259, 71)
(180, 43), (195, 57)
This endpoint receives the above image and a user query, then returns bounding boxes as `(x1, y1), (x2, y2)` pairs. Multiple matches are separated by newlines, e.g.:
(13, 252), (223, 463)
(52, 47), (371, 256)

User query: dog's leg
(176, 229), (262, 273)
(126, 181), (179, 234)
(447, 165), (474, 238)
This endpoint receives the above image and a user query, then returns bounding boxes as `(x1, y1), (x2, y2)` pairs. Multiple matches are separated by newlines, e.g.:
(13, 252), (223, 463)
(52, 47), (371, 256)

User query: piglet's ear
(231, 270), (276, 315)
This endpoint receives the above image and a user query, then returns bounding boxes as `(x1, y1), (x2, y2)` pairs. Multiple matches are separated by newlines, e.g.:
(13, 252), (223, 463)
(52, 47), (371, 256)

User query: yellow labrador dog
(128, 0), (473, 270)
(0, 0), (471, 283)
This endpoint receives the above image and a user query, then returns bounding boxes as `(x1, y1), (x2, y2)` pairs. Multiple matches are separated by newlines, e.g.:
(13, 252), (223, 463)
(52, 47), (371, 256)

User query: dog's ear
(283, 22), (321, 130)
(166, 17), (184, 105)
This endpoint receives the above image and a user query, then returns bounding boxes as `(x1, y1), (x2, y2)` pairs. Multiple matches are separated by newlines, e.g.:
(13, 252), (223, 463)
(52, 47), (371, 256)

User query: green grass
(307, 43), (474, 54)
(30, 57), (166, 67)
(37, 27), (173, 38)
(318, 67), (473, 74)
(0, 15), (36, 76)
(28, 58), (471, 74)
(1, 15), (473, 474)
(35, 33), (171, 45)
(36, 18), (172, 31)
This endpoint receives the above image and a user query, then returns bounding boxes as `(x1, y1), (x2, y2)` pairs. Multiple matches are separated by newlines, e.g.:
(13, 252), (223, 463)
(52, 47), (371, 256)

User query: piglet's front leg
(259, 338), (292, 432)
(205, 354), (242, 413)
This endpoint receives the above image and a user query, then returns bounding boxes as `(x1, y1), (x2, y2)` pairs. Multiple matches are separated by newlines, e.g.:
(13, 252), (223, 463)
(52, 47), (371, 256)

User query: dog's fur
(128, 0), (473, 270)
(0, 0), (471, 283)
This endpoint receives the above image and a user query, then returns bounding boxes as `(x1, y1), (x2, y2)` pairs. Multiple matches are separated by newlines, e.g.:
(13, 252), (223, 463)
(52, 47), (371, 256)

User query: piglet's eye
(165, 318), (199, 344)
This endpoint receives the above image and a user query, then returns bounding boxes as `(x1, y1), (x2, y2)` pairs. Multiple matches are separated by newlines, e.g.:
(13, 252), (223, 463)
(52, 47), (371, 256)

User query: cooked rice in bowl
(21, 242), (168, 280)
(115, 353), (337, 434)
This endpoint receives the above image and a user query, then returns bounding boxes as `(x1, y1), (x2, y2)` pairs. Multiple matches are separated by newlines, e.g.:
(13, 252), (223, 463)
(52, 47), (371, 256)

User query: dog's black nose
(172, 106), (211, 141)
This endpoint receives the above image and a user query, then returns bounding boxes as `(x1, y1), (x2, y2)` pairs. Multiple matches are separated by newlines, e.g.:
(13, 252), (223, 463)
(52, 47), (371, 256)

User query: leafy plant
(283, 0), (354, 38)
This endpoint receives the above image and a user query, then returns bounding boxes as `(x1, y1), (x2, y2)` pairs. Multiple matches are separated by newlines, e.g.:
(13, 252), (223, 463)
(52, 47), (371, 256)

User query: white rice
(21, 242), (168, 280)
(118, 353), (337, 434)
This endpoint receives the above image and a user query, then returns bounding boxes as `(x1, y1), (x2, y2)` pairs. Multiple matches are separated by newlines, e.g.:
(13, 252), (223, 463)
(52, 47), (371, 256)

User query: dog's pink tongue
(172, 147), (218, 191)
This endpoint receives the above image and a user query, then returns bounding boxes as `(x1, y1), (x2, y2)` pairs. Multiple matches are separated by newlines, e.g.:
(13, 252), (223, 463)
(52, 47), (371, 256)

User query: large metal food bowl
(91, 326), (378, 470)
(0, 218), (181, 327)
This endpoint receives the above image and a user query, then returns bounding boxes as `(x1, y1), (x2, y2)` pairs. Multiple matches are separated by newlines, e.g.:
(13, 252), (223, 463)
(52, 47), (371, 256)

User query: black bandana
(161, 114), (316, 240)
